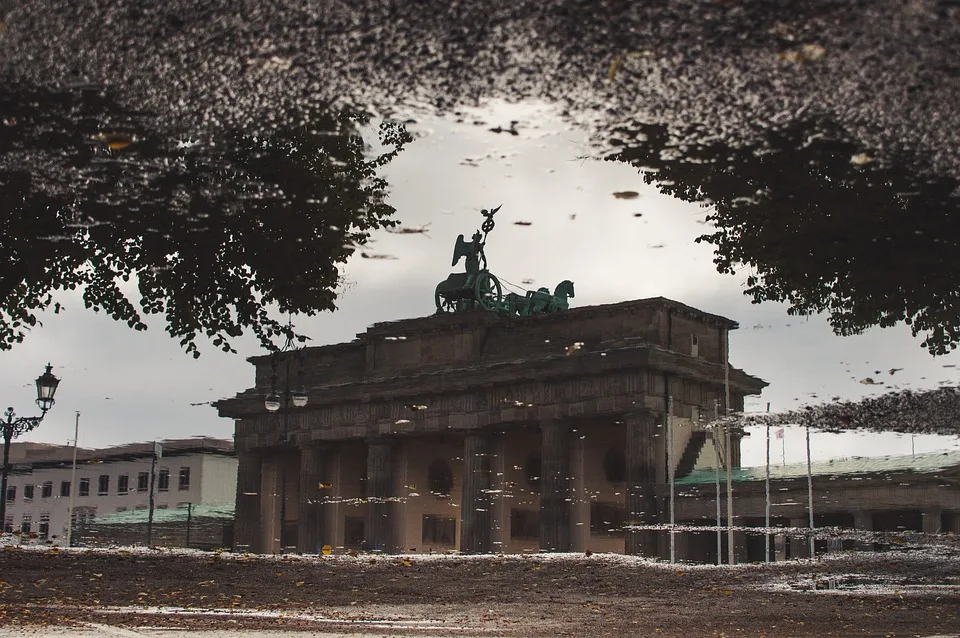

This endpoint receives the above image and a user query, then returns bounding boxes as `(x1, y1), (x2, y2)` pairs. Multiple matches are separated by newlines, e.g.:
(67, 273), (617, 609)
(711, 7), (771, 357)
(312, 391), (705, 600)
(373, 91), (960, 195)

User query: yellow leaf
(295, 581), (305, 587)
(97, 133), (134, 150)
(607, 56), (623, 82)
(402, 559), (412, 566)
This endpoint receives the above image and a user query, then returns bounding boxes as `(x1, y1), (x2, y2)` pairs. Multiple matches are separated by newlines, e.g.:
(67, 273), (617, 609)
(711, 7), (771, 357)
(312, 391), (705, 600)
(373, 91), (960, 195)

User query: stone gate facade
(217, 297), (767, 556)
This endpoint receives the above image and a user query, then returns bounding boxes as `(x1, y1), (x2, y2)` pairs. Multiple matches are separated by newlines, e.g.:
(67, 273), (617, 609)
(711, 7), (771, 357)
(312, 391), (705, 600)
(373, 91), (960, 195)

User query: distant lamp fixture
(1, 363), (62, 529)
(36, 363), (61, 412)
(264, 391), (281, 413)
(292, 384), (308, 408)
(263, 324), (309, 554)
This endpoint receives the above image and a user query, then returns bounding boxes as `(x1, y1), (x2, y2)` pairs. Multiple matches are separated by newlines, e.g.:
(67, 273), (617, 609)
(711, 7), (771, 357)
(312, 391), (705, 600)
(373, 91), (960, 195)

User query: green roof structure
(678, 450), (960, 485)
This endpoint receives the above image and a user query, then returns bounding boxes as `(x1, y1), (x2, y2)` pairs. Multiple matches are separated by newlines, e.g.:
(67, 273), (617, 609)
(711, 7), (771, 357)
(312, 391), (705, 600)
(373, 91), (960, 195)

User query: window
(590, 502), (626, 537)
(156, 504), (167, 510)
(40, 481), (53, 498)
(3, 516), (12, 533)
(134, 505), (147, 511)
(73, 507), (96, 527)
(38, 513), (50, 539)
(98, 474), (110, 495)
(422, 515), (456, 545)
(117, 474), (129, 495)
(691, 334), (699, 357)
(510, 508), (539, 540)
(178, 467), (190, 490)
(60, 481), (71, 497)
(4, 485), (14, 503)
(158, 469), (170, 492)
(20, 514), (32, 534)
(23, 484), (34, 501)
(116, 507), (127, 513)
(137, 472), (149, 492)
(427, 460), (453, 497)
(79, 478), (90, 497)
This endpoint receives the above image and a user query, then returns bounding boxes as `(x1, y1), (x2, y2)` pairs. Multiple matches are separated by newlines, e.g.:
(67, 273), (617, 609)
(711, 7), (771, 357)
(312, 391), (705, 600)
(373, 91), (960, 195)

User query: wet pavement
(1, 0), (957, 176)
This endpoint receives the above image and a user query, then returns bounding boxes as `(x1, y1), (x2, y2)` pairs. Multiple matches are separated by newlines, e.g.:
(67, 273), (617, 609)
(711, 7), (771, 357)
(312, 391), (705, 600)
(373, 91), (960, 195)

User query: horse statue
(504, 280), (575, 317)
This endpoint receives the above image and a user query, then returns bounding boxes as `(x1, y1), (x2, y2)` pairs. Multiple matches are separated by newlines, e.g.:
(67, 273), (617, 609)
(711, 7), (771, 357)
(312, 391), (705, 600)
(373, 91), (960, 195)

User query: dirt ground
(1, 544), (959, 637)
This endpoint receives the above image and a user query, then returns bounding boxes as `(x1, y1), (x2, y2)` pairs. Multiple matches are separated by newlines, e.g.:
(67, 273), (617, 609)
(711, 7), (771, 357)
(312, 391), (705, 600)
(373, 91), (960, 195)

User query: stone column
(297, 444), (327, 554)
(540, 421), (571, 552)
(790, 516), (809, 559)
(461, 432), (493, 554)
(673, 525), (691, 563)
(732, 527), (749, 563)
(326, 447), (344, 550)
(570, 430), (590, 552)
(490, 433), (509, 553)
(392, 442), (410, 552)
(730, 431), (743, 468)
(625, 412), (659, 556)
(922, 509), (942, 535)
(365, 439), (394, 552)
(260, 455), (281, 553)
(946, 512), (960, 534)
(233, 451), (262, 553)
(854, 510), (874, 551)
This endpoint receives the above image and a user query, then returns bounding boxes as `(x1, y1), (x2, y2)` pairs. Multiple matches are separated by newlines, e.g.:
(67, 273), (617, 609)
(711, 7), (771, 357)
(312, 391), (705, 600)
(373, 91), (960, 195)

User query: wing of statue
(452, 234), (468, 267)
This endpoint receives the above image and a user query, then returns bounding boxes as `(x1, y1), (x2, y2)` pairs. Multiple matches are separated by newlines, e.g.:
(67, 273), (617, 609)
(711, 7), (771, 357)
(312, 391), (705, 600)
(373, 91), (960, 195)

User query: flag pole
(668, 395), (675, 564)
(781, 427), (786, 467)
(65, 411), (80, 547)
(764, 402), (771, 563)
(713, 400), (722, 566)
(724, 330), (734, 566)
(805, 423), (815, 558)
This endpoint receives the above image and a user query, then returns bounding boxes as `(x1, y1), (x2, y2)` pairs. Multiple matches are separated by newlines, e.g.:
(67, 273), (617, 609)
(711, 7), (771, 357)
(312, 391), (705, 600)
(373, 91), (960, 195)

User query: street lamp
(1, 364), (61, 528)
(264, 335), (308, 553)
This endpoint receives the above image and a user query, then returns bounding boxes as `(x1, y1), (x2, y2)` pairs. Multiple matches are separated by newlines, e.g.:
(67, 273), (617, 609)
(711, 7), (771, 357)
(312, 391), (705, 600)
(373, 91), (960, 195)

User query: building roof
(92, 502), (235, 525)
(245, 296), (742, 365)
(677, 450), (960, 485)
(9, 437), (234, 470)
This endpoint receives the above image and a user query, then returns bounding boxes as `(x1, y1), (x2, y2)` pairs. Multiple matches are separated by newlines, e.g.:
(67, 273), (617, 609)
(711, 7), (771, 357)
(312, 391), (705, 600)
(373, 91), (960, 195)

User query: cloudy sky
(3, 100), (958, 467)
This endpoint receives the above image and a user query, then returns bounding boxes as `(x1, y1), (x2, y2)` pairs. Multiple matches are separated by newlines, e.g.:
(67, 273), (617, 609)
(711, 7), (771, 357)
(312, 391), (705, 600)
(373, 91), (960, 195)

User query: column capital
(623, 409), (658, 423)
(298, 441), (328, 453)
(364, 436), (397, 447)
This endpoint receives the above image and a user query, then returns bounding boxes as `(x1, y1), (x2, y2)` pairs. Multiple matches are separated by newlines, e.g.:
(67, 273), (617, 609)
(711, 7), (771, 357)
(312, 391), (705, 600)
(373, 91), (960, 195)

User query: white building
(3, 437), (236, 546)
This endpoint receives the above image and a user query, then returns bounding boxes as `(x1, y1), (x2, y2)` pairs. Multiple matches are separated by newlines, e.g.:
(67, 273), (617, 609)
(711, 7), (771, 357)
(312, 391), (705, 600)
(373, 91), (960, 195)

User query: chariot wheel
(474, 271), (503, 311)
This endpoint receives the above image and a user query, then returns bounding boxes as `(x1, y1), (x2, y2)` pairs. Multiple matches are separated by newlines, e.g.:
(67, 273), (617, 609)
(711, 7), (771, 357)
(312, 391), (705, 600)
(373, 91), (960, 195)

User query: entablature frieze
(220, 343), (764, 419)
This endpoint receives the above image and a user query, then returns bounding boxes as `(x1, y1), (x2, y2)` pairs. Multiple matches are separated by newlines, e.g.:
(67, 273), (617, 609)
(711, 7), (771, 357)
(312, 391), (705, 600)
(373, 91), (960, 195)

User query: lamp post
(1, 364), (61, 528)
(264, 334), (308, 554)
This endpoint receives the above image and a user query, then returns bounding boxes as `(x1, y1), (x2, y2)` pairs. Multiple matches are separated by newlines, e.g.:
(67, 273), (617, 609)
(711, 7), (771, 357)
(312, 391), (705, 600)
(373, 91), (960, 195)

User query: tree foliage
(0, 84), (411, 356)
(608, 119), (960, 355)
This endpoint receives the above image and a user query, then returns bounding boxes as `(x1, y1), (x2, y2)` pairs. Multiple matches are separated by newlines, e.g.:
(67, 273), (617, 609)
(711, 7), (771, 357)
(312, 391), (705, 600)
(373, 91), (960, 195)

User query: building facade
(2, 437), (236, 547)
(673, 450), (960, 564)
(217, 297), (767, 556)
